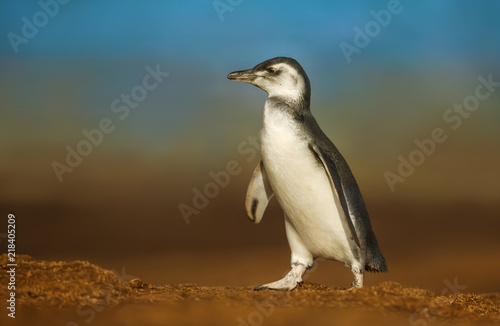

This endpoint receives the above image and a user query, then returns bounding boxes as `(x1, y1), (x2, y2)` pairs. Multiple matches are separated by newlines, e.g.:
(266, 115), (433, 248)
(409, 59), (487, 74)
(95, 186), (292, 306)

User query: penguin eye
(267, 67), (277, 73)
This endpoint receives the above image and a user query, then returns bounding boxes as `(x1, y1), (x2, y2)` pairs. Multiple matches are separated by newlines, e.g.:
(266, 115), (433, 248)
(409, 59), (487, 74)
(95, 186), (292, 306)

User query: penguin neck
(265, 91), (311, 121)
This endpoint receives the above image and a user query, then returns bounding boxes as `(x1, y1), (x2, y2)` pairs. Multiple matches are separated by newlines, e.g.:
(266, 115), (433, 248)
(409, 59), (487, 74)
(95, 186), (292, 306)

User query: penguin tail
(364, 228), (388, 273)
(366, 260), (388, 273)
(365, 247), (388, 273)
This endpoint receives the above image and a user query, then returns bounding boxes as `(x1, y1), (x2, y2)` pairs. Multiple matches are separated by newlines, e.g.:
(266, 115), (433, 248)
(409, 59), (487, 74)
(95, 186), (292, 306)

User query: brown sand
(1, 254), (499, 326)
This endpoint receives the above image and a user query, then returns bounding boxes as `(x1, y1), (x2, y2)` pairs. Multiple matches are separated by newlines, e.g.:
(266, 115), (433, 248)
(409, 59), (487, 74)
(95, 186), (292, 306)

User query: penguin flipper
(309, 143), (361, 248)
(245, 161), (274, 223)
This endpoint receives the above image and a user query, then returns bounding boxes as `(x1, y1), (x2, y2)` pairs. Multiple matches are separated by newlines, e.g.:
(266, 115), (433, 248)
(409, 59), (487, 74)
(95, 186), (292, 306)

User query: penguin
(227, 57), (387, 291)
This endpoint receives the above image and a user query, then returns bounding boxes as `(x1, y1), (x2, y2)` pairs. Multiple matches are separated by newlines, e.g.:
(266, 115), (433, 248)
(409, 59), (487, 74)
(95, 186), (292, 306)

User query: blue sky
(1, 0), (499, 153)
(2, 1), (499, 63)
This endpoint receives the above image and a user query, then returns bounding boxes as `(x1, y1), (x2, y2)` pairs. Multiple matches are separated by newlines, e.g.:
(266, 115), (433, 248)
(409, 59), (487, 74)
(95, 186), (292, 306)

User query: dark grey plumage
(304, 111), (387, 272)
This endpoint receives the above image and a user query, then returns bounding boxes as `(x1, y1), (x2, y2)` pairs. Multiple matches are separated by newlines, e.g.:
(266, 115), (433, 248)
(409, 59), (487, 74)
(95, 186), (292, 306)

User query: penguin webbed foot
(253, 264), (307, 291)
(346, 282), (363, 291)
(254, 280), (301, 291)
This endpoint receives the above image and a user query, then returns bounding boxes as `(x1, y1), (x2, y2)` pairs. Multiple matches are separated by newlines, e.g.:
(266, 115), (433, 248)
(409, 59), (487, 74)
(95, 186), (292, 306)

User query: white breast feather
(260, 104), (354, 263)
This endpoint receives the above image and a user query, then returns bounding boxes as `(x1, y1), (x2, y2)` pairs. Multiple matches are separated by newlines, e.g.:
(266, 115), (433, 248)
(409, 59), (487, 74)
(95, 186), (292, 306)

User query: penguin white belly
(261, 109), (354, 263)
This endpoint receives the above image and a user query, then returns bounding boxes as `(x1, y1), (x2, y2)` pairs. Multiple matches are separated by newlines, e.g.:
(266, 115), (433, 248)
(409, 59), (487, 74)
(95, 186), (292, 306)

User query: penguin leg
(349, 267), (365, 289)
(254, 263), (307, 291)
(254, 215), (314, 291)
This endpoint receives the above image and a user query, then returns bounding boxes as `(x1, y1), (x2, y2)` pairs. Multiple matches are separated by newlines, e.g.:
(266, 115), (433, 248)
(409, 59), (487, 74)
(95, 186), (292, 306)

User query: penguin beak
(227, 69), (257, 83)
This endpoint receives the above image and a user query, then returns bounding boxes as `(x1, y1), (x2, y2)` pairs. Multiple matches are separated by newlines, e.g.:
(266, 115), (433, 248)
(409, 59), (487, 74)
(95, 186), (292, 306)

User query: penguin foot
(347, 269), (364, 290)
(254, 264), (307, 291)
(253, 280), (301, 291)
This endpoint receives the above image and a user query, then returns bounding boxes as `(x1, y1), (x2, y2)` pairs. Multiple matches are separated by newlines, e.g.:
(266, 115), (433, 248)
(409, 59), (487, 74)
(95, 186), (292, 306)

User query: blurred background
(0, 1), (499, 293)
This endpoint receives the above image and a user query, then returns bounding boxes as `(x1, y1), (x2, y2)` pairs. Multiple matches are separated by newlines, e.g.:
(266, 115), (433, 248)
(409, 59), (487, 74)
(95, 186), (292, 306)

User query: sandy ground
(2, 175), (500, 325)
(1, 254), (499, 326)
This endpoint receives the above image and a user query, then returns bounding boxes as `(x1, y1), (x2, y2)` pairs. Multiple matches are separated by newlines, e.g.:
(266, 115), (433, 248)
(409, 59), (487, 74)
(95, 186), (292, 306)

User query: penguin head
(228, 57), (311, 103)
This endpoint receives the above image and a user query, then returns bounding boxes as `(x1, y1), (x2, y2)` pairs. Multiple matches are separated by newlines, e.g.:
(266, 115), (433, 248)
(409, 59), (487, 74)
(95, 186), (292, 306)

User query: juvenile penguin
(227, 57), (387, 291)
